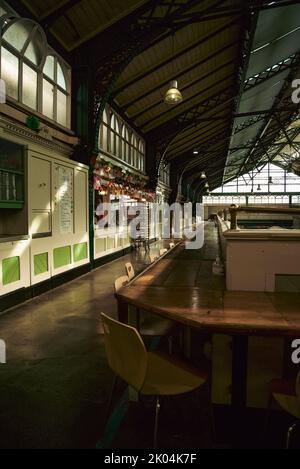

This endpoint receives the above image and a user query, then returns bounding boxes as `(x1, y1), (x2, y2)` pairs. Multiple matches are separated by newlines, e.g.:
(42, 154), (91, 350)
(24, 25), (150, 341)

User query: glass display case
(0, 139), (24, 209)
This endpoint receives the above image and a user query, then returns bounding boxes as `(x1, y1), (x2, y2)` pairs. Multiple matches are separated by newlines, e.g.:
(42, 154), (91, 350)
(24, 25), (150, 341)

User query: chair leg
(261, 393), (273, 444)
(104, 374), (118, 428)
(153, 396), (161, 449)
(286, 421), (298, 449)
(207, 383), (216, 446)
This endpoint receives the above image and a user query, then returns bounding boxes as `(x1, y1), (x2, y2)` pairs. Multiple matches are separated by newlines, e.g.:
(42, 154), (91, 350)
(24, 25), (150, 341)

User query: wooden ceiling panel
(22, 0), (148, 50)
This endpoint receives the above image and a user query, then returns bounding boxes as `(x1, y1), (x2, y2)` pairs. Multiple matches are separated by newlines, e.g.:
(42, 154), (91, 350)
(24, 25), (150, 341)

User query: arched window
(43, 55), (69, 126)
(131, 134), (138, 167)
(0, 15), (71, 127)
(110, 113), (120, 155)
(138, 139), (145, 172)
(125, 128), (130, 163)
(111, 114), (116, 153)
(99, 107), (108, 151)
(121, 124), (126, 159)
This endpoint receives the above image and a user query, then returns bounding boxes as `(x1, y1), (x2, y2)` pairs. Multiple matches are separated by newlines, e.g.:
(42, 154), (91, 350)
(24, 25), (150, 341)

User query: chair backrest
(169, 243), (175, 249)
(159, 248), (167, 256)
(149, 254), (158, 263)
(114, 275), (129, 293)
(125, 262), (135, 280)
(101, 313), (148, 391)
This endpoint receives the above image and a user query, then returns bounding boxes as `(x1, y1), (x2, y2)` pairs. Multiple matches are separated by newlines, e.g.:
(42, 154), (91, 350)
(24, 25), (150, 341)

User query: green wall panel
(34, 253), (48, 276)
(73, 242), (88, 263)
(53, 246), (71, 269)
(2, 256), (20, 285)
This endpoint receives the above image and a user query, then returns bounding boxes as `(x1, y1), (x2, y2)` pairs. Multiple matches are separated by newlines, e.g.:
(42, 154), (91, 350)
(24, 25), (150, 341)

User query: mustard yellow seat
(149, 254), (159, 263)
(101, 313), (209, 448)
(267, 372), (300, 448)
(125, 262), (135, 281)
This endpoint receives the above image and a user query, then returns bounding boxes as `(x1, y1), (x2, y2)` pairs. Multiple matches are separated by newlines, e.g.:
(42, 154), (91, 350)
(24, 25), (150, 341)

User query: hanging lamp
(164, 80), (183, 104)
(164, 33), (183, 105)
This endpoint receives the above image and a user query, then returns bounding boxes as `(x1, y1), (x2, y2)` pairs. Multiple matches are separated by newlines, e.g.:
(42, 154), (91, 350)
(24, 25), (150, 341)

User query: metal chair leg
(286, 421), (298, 449)
(104, 374), (118, 428)
(153, 396), (161, 449)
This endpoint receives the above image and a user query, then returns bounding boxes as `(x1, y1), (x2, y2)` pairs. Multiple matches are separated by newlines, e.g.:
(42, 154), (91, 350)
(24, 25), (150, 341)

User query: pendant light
(200, 171), (206, 179)
(164, 33), (183, 105)
(205, 182), (209, 188)
(164, 80), (183, 104)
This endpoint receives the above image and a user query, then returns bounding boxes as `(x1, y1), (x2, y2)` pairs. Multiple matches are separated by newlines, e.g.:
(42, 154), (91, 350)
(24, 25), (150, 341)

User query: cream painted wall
(224, 231), (300, 291)
(0, 127), (89, 296)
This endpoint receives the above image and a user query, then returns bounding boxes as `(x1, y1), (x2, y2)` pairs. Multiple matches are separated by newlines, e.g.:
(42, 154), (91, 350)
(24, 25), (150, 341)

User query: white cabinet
(28, 155), (52, 235)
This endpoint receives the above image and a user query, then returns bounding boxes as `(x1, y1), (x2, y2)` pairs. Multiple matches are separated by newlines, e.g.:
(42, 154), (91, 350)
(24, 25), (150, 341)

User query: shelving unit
(0, 140), (24, 209)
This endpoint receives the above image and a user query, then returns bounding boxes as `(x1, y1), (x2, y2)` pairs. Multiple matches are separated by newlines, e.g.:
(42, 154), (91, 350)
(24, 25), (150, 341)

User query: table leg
(231, 335), (248, 408)
(183, 326), (192, 359)
(117, 300), (128, 323)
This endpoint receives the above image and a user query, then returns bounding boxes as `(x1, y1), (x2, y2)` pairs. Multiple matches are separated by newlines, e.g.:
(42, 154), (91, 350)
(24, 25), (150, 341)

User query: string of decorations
(93, 159), (155, 201)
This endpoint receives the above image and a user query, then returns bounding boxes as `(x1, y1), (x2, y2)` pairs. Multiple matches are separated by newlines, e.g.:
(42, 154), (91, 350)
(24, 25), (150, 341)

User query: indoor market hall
(0, 0), (300, 451)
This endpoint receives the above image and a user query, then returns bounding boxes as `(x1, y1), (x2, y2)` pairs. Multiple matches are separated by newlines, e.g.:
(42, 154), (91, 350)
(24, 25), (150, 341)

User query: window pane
(23, 64), (37, 109)
(57, 62), (66, 90)
(43, 55), (54, 80)
(1, 47), (19, 99)
(24, 31), (44, 66)
(57, 90), (67, 126)
(3, 21), (31, 52)
(43, 79), (54, 119)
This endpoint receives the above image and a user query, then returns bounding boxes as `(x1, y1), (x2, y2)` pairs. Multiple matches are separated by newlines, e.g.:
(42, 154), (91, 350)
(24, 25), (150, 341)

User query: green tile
(2, 256), (20, 285)
(34, 253), (48, 276)
(73, 242), (88, 263)
(53, 246), (71, 269)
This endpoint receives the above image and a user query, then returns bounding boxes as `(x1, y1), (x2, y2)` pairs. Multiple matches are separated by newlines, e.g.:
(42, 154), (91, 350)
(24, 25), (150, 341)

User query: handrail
(222, 205), (300, 230)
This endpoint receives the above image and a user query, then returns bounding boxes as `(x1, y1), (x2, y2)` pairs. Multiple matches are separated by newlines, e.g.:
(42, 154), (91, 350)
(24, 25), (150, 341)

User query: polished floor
(0, 229), (297, 448)
(0, 239), (181, 449)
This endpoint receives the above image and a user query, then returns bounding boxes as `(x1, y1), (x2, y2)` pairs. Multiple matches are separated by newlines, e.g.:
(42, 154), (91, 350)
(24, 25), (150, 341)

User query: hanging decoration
(93, 158), (155, 201)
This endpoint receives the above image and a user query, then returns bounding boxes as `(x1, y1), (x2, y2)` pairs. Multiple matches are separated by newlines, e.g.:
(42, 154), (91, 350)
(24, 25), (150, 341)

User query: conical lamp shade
(164, 80), (183, 105)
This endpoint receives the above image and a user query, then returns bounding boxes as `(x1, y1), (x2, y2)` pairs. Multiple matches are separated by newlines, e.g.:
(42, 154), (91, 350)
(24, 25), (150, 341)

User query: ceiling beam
(145, 86), (234, 139)
(117, 36), (239, 109)
(129, 58), (234, 120)
(113, 16), (240, 97)
(5, 0), (71, 62)
(41, 0), (82, 29)
(140, 73), (234, 130)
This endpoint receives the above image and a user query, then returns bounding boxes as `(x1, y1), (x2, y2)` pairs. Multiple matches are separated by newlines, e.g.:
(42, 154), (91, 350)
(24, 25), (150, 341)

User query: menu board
(58, 166), (73, 234)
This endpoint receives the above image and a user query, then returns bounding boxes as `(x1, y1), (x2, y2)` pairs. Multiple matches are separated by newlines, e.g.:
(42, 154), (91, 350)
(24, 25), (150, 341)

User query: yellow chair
(149, 254), (159, 263)
(125, 262), (135, 281)
(101, 313), (211, 448)
(265, 371), (300, 448)
(114, 276), (130, 293)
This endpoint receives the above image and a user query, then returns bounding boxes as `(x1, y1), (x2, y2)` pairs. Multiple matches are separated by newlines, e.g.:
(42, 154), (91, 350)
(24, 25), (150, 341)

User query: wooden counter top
(116, 238), (300, 337)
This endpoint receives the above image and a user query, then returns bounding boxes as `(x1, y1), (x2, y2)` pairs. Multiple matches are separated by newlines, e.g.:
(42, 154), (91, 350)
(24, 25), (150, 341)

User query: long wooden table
(116, 242), (300, 407)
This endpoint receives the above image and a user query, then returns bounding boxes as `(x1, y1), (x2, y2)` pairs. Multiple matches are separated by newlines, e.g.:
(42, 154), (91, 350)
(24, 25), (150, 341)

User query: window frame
(0, 15), (71, 129)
